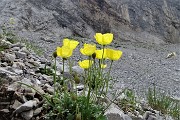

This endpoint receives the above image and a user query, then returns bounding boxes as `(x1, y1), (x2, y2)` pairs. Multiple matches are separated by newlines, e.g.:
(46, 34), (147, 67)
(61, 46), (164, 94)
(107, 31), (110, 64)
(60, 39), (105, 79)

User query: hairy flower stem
(54, 58), (57, 95)
(106, 60), (113, 94)
(62, 58), (65, 88)
(100, 60), (113, 97)
(100, 45), (105, 76)
(87, 56), (92, 107)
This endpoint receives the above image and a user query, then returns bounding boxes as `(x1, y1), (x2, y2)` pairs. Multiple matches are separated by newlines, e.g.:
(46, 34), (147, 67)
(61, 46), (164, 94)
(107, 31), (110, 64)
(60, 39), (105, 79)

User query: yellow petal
(63, 38), (70, 46)
(95, 33), (113, 45)
(101, 64), (107, 69)
(56, 46), (73, 58)
(56, 47), (62, 57)
(78, 60), (93, 69)
(69, 40), (79, 49)
(95, 49), (107, 59)
(94, 33), (103, 45)
(106, 48), (122, 61)
(63, 38), (79, 50)
(80, 44), (96, 56)
(102, 33), (113, 45)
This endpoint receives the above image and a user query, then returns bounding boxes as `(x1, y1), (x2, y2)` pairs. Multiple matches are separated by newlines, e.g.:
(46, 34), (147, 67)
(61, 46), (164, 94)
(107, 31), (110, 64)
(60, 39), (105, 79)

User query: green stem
(54, 58), (57, 95)
(68, 58), (72, 74)
(87, 56), (92, 107)
(83, 70), (87, 95)
(100, 45), (105, 77)
(106, 60), (113, 94)
(62, 58), (65, 88)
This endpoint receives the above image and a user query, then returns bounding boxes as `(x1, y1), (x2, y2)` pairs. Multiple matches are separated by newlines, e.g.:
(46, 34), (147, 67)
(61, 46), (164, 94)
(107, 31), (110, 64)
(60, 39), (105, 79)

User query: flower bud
(92, 52), (96, 59)
(53, 51), (57, 58)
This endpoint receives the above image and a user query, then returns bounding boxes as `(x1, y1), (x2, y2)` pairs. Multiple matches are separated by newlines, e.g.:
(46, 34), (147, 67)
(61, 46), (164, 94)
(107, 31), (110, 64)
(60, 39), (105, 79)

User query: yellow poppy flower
(56, 46), (73, 58)
(80, 43), (96, 56)
(101, 64), (107, 69)
(106, 48), (123, 61)
(78, 60), (93, 69)
(94, 33), (113, 45)
(95, 49), (107, 59)
(63, 38), (79, 50)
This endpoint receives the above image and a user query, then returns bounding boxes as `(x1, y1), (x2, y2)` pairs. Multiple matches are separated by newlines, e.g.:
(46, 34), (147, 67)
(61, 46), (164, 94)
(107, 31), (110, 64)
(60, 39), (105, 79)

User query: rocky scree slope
(0, 34), (178, 120)
(0, 0), (179, 46)
(0, 0), (180, 102)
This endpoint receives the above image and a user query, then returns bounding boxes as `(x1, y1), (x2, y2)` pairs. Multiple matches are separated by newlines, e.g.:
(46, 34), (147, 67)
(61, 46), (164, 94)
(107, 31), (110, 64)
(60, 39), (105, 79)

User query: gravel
(28, 35), (180, 99)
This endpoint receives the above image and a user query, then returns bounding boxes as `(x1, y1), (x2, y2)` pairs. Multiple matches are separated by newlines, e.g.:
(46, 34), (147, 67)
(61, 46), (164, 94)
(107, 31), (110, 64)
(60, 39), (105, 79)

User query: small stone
(28, 59), (40, 67)
(4, 53), (16, 62)
(33, 85), (45, 95)
(43, 83), (54, 94)
(12, 62), (25, 69)
(11, 100), (22, 110)
(123, 114), (132, 120)
(41, 74), (53, 81)
(0, 109), (10, 113)
(8, 82), (21, 91)
(21, 78), (33, 86)
(13, 68), (23, 74)
(72, 65), (84, 74)
(7, 75), (20, 82)
(15, 51), (27, 59)
(21, 109), (34, 120)
(10, 42), (25, 48)
(33, 107), (42, 116)
(147, 115), (157, 120)
(56, 62), (69, 72)
(20, 47), (30, 55)
(15, 100), (35, 114)
(1, 62), (8, 67)
(105, 103), (124, 120)
(11, 46), (20, 51)
(24, 62), (31, 68)
(143, 111), (155, 120)
(76, 85), (84, 91)
(1, 39), (12, 46)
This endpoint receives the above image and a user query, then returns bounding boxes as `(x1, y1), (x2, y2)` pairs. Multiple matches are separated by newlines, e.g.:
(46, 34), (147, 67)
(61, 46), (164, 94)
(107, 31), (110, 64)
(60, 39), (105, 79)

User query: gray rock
(15, 51), (27, 59)
(1, 62), (8, 67)
(7, 82), (21, 91)
(105, 103), (124, 120)
(143, 111), (155, 120)
(72, 65), (84, 74)
(147, 115), (157, 120)
(123, 114), (132, 120)
(13, 68), (23, 75)
(11, 100), (22, 110)
(0, 67), (17, 78)
(15, 100), (36, 114)
(10, 42), (25, 49)
(0, 39), (12, 46)
(12, 62), (25, 69)
(28, 58), (40, 67)
(43, 83), (54, 94)
(20, 47), (30, 55)
(33, 85), (45, 95)
(76, 85), (84, 91)
(4, 53), (16, 62)
(41, 74), (53, 81)
(11, 46), (20, 51)
(56, 62), (69, 73)
(0, 109), (10, 113)
(21, 109), (34, 120)
(33, 107), (42, 116)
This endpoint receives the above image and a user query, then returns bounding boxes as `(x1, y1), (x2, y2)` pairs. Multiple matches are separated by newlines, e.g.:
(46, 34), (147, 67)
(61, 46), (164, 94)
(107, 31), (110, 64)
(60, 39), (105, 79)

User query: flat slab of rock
(15, 100), (37, 114)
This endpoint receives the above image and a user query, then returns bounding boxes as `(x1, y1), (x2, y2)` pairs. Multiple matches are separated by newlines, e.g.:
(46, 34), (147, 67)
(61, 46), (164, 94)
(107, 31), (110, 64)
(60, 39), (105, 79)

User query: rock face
(0, 0), (179, 45)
